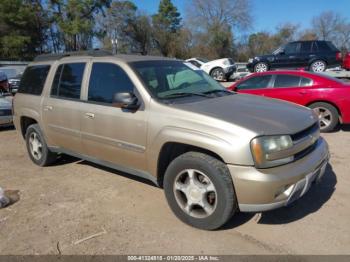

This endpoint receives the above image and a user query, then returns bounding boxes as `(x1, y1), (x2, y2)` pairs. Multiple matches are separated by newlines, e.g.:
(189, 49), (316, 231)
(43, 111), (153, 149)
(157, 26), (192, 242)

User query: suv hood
(172, 94), (317, 136)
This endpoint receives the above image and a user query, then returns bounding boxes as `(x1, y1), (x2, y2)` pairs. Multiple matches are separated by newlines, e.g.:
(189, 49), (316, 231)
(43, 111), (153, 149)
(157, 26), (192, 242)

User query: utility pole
(111, 29), (118, 55)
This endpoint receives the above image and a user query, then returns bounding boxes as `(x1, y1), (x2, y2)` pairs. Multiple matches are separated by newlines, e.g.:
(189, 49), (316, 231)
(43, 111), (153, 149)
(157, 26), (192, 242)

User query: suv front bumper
(223, 65), (237, 78)
(228, 137), (329, 212)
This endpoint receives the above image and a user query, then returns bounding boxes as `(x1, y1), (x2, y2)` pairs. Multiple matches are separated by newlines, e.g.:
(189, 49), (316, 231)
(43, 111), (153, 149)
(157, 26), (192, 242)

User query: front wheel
(163, 152), (237, 230)
(210, 68), (225, 81)
(309, 102), (339, 132)
(254, 62), (269, 72)
(310, 60), (327, 72)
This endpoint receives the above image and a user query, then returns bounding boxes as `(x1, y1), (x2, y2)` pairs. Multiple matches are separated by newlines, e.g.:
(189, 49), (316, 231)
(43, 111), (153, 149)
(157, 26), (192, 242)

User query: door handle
(289, 56), (296, 59)
(85, 112), (95, 119)
(299, 91), (307, 95)
(44, 105), (53, 111)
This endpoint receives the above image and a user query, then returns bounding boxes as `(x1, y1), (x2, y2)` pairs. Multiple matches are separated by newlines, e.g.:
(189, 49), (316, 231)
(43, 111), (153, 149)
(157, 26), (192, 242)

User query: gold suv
(13, 51), (329, 230)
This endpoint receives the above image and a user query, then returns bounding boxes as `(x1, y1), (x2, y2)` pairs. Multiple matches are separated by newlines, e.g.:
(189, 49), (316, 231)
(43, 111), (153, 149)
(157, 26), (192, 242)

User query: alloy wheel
(255, 63), (268, 72)
(313, 107), (333, 130)
(173, 169), (217, 219)
(311, 61), (326, 72)
(29, 132), (43, 160)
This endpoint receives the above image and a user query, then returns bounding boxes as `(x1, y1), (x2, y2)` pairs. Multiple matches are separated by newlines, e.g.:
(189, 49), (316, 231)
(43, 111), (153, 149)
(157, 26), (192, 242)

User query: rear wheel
(25, 124), (57, 166)
(310, 60), (327, 72)
(309, 102), (339, 132)
(163, 152), (237, 230)
(254, 62), (268, 72)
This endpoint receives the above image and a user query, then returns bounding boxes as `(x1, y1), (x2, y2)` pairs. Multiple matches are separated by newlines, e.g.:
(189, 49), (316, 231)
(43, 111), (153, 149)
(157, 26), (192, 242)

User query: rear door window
(237, 75), (272, 90)
(273, 75), (301, 88)
(50, 63), (85, 100)
(300, 77), (313, 86)
(18, 65), (51, 95)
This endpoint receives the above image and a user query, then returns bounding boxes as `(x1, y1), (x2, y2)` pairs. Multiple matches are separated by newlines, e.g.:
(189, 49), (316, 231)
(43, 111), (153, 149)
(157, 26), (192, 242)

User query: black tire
(25, 124), (57, 166)
(310, 60), (327, 72)
(210, 68), (225, 81)
(254, 62), (269, 72)
(309, 102), (339, 132)
(163, 152), (237, 230)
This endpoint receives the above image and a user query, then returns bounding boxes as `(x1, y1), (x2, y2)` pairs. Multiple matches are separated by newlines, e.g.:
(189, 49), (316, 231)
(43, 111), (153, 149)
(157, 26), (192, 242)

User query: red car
(343, 52), (350, 70)
(227, 70), (350, 132)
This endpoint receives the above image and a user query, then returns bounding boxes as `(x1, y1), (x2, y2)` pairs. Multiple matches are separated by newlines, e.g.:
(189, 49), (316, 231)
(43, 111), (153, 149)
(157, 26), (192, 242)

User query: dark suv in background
(247, 40), (342, 73)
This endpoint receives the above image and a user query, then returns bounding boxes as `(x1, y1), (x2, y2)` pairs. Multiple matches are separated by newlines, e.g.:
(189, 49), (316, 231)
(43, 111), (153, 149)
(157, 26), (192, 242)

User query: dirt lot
(0, 126), (349, 255)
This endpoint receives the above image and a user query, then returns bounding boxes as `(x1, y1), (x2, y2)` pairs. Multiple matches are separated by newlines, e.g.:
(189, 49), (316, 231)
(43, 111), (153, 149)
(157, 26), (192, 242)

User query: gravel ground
(0, 126), (349, 255)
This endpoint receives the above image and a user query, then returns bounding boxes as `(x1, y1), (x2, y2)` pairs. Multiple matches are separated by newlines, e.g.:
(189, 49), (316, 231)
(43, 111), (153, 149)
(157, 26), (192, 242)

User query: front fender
(147, 126), (254, 177)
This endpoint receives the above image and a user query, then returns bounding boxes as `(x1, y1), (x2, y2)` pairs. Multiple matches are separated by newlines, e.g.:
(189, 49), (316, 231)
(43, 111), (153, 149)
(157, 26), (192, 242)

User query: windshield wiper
(162, 92), (211, 99)
(204, 89), (234, 95)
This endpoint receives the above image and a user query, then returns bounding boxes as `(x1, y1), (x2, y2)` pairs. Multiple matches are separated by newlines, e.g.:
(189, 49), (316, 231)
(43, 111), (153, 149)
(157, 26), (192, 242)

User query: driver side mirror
(112, 92), (140, 110)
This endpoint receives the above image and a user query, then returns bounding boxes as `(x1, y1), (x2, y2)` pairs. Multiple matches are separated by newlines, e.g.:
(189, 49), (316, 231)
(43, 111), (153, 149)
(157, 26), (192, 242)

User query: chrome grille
(292, 122), (320, 159)
(291, 122), (319, 142)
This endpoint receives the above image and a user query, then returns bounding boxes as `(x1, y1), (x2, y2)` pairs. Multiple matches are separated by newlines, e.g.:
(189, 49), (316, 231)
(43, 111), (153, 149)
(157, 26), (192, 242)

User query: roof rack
(34, 49), (113, 62)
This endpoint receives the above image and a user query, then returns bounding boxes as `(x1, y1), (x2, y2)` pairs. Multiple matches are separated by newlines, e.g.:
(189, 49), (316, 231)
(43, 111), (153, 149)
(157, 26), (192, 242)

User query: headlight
(251, 135), (294, 168)
(248, 58), (253, 63)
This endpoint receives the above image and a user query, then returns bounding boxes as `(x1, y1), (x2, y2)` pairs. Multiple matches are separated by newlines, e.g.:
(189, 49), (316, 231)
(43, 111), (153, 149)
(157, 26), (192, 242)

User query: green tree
(0, 0), (49, 60)
(49, 0), (110, 51)
(152, 0), (182, 56)
(128, 14), (153, 55)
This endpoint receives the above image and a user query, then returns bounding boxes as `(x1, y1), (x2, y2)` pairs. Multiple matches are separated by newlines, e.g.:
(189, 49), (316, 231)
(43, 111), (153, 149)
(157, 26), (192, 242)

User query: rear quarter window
(326, 41), (339, 51)
(18, 65), (51, 95)
(300, 77), (313, 86)
(316, 41), (337, 52)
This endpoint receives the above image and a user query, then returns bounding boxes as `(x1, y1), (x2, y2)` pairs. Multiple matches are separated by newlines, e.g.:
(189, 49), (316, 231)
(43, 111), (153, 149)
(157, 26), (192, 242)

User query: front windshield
(196, 58), (209, 63)
(131, 60), (227, 100)
(273, 46), (284, 55)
